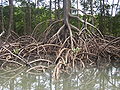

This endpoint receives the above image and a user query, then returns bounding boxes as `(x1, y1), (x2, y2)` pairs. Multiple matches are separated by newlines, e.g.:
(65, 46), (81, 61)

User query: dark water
(0, 66), (120, 90)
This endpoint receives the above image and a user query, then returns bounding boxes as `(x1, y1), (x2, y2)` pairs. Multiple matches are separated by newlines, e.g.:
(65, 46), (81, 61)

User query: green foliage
(70, 15), (82, 29)
(14, 7), (24, 35)
(96, 12), (120, 36)
(3, 6), (52, 35)
(13, 48), (20, 54)
(72, 47), (81, 53)
(111, 12), (120, 36)
(3, 6), (9, 29)
(31, 7), (52, 35)
(2, 2), (120, 37)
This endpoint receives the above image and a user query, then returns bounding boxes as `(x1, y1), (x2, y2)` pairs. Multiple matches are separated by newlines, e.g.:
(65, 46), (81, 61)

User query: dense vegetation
(0, 0), (120, 79)
(0, 0), (120, 36)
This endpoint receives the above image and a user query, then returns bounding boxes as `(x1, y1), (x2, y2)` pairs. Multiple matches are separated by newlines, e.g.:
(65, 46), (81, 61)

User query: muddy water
(0, 66), (120, 90)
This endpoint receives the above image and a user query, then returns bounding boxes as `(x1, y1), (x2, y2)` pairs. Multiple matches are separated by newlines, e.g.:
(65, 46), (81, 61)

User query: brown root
(0, 13), (120, 80)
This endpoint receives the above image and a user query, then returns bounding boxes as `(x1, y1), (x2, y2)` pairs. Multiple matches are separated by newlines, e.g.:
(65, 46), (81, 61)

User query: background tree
(8, 0), (14, 35)
(0, 0), (120, 36)
(0, 1), (4, 33)
(0, 0), (5, 43)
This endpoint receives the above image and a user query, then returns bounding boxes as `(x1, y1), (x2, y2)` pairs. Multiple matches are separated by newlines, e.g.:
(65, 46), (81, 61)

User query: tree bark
(115, 0), (120, 14)
(28, 0), (32, 34)
(8, 0), (14, 35)
(77, 0), (80, 29)
(24, 1), (32, 35)
(99, 0), (104, 34)
(0, 5), (4, 32)
(55, 0), (57, 19)
(24, 7), (26, 35)
(90, 0), (94, 32)
(63, 0), (70, 26)
(49, 0), (52, 23)
(57, 0), (60, 19)
(103, 0), (105, 16)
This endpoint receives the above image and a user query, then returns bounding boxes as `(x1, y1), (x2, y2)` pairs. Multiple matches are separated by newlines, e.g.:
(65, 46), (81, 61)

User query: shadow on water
(0, 66), (120, 90)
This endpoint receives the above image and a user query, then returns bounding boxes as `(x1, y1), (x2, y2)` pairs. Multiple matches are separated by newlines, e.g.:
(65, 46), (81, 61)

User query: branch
(69, 14), (104, 38)
(47, 24), (65, 43)
(70, 24), (80, 32)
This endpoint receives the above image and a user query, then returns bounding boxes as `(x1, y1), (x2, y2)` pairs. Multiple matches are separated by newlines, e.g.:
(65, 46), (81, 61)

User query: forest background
(0, 0), (120, 37)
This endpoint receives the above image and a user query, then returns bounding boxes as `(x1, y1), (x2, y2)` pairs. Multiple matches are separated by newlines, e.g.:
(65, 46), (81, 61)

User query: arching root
(0, 14), (120, 80)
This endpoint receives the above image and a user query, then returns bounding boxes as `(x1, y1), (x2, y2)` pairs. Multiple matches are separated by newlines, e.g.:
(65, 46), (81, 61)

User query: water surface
(0, 66), (120, 90)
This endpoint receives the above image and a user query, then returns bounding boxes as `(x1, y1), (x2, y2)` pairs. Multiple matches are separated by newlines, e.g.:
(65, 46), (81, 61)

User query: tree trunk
(77, 0), (80, 29)
(99, 0), (104, 34)
(63, 0), (70, 26)
(115, 0), (120, 14)
(63, 0), (73, 49)
(28, 0), (32, 34)
(24, 1), (32, 35)
(55, 0), (57, 19)
(49, 0), (52, 23)
(83, 0), (86, 27)
(57, 0), (60, 19)
(0, 5), (4, 45)
(8, 0), (14, 35)
(110, 0), (114, 33)
(0, 5), (4, 32)
(103, 0), (105, 16)
(90, 0), (94, 32)
(24, 7), (26, 35)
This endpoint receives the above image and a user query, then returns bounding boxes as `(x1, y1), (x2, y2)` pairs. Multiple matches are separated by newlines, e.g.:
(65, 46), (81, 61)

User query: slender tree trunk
(99, 0), (104, 34)
(0, 3), (4, 44)
(83, 0), (86, 27)
(24, 7), (26, 35)
(77, 0), (79, 15)
(55, 0), (57, 19)
(115, 0), (120, 14)
(35, 0), (37, 8)
(103, 0), (105, 16)
(56, 0), (60, 20)
(111, 0), (114, 16)
(49, 0), (52, 23)
(90, 0), (94, 32)
(57, 0), (60, 19)
(77, 0), (80, 29)
(110, 0), (114, 33)
(28, 0), (32, 34)
(0, 5), (4, 32)
(8, 0), (14, 35)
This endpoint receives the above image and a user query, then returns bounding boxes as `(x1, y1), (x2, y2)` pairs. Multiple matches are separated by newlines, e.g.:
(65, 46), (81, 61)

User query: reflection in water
(0, 67), (120, 90)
